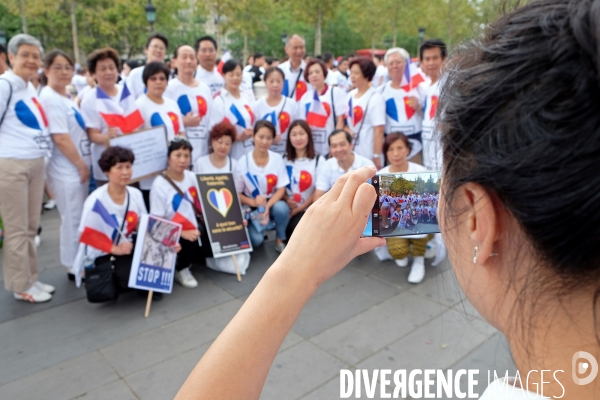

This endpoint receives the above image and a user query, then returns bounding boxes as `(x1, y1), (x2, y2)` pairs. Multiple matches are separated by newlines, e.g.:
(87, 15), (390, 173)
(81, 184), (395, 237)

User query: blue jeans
(248, 200), (290, 247)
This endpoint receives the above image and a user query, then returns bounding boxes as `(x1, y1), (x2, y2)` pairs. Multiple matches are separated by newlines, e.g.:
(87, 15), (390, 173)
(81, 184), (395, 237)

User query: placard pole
(144, 290), (153, 318)
(232, 255), (242, 282)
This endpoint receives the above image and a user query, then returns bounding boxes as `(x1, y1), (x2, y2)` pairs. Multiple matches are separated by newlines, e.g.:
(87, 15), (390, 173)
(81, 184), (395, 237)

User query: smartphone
(363, 171), (442, 237)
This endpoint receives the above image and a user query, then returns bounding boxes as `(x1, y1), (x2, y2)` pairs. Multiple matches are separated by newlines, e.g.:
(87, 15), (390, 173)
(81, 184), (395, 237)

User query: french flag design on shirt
(263, 111), (292, 134)
(15, 99), (47, 130)
(79, 199), (120, 253)
(227, 103), (254, 129)
(96, 84), (143, 133)
(246, 173), (278, 197)
(346, 98), (363, 127)
(305, 90), (329, 128)
(177, 95), (208, 118)
(386, 97), (415, 122)
(171, 188), (200, 231)
(286, 166), (313, 203)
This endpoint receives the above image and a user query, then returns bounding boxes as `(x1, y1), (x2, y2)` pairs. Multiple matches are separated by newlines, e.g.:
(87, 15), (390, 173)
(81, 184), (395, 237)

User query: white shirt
(379, 82), (424, 135)
(299, 85), (346, 156)
(480, 378), (541, 399)
(344, 87), (386, 160)
(420, 80), (442, 171)
(125, 66), (146, 99)
(164, 78), (215, 161)
(196, 65), (224, 96)
(79, 185), (147, 259)
(77, 85), (93, 103)
(213, 89), (255, 160)
(372, 65), (389, 88)
(71, 74), (88, 93)
(333, 70), (351, 93)
(234, 150), (290, 199)
(150, 170), (202, 229)
(193, 154), (237, 174)
(39, 86), (91, 182)
(0, 71), (51, 159)
(283, 155), (326, 205)
(378, 162), (427, 174)
(80, 85), (124, 181)
(316, 153), (375, 192)
(279, 60), (312, 102)
(252, 96), (299, 155)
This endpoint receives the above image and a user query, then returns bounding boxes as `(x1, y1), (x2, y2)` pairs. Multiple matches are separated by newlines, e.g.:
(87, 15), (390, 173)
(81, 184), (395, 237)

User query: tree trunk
(70, 0), (81, 65)
(20, 0), (28, 34)
(447, 0), (453, 48)
(315, 4), (322, 55)
(243, 33), (249, 66)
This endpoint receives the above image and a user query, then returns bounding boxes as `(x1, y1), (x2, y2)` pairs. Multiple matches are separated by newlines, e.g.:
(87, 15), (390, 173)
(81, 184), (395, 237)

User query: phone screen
(363, 171), (442, 237)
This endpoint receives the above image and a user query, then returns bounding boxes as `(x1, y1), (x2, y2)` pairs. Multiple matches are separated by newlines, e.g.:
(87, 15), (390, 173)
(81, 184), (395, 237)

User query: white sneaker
(34, 235), (41, 248)
(34, 281), (56, 294)
(175, 267), (198, 288)
(44, 199), (56, 210)
(14, 285), (52, 303)
(407, 256), (426, 284)
(274, 242), (286, 253)
(395, 257), (409, 267)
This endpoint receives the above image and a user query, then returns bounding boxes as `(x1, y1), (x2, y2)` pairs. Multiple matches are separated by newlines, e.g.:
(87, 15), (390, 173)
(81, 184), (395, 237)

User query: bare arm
(265, 187), (286, 209)
(51, 134), (90, 183)
(87, 127), (118, 145)
(373, 125), (385, 169)
(175, 167), (384, 400)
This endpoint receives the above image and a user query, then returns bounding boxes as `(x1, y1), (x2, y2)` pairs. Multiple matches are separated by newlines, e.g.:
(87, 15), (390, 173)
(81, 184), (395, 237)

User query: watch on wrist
(372, 154), (381, 159)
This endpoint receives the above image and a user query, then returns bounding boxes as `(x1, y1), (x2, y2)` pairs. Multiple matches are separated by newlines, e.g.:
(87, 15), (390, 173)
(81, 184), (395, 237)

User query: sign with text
(129, 214), (181, 294)
(196, 173), (252, 257)
(109, 126), (169, 183)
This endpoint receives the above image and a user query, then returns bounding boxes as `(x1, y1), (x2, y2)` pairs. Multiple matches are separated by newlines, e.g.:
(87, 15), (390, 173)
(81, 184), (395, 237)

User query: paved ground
(0, 209), (516, 399)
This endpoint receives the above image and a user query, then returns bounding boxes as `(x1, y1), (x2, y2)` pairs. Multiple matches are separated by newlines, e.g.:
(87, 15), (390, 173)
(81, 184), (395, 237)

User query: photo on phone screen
(363, 171), (442, 237)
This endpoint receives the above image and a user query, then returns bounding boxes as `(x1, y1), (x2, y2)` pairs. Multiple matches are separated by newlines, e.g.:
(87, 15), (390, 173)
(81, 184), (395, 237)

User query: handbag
(85, 191), (130, 303)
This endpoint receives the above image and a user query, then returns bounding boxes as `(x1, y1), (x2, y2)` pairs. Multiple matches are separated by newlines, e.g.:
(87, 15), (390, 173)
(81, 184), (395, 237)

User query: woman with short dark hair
(193, 121), (238, 173)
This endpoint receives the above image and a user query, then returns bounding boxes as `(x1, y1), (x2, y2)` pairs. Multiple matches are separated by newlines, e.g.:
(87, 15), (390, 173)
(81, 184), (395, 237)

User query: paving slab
(73, 379), (138, 400)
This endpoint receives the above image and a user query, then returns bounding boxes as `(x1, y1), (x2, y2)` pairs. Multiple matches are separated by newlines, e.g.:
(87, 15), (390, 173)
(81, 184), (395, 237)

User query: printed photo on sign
(128, 214), (182, 294)
(196, 173), (252, 257)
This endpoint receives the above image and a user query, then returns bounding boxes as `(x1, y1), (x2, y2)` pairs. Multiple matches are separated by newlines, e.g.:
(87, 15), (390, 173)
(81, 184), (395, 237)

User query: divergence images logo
(572, 351), (598, 385)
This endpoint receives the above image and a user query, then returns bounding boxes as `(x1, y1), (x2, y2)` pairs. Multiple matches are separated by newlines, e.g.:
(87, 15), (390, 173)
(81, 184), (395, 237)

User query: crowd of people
(0, 30), (446, 303)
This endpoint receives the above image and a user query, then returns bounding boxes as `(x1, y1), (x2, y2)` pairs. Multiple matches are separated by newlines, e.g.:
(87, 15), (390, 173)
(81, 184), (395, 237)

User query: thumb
(351, 237), (386, 258)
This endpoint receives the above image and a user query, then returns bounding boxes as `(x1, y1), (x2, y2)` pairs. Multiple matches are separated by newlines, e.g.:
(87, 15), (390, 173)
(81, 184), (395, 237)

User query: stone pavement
(0, 209), (516, 399)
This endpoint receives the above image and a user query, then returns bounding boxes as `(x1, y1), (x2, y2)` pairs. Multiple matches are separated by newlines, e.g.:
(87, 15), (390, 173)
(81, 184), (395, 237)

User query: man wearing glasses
(195, 36), (224, 96)
(126, 33), (169, 99)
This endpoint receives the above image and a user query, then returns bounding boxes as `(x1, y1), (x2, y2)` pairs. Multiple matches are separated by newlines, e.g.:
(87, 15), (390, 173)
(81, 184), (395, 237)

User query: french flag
(171, 193), (197, 231)
(120, 83), (144, 133)
(230, 103), (247, 128)
(96, 84), (143, 133)
(306, 90), (328, 128)
(217, 51), (232, 75)
(401, 59), (426, 91)
(79, 199), (119, 253)
(96, 87), (124, 130)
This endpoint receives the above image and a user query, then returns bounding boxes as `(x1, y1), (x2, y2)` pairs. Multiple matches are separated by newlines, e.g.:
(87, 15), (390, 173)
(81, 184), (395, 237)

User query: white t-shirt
(0, 71), (51, 159)
(344, 87), (386, 160)
(480, 378), (541, 399)
(283, 155), (326, 205)
(80, 85), (124, 181)
(39, 86), (91, 182)
(234, 150), (290, 199)
(125, 66), (146, 99)
(315, 153), (375, 192)
(77, 85), (94, 103)
(378, 162), (427, 174)
(164, 78), (215, 161)
(71, 74), (88, 93)
(379, 82), (424, 135)
(213, 89), (255, 160)
(420, 80), (442, 171)
(279, 60), (312, 102)
(79, 185), (147, 258)
(252, 96), (299, 155)
(193, 154), (237, 174)
(299, 86), (345, 156)
(333, 70), (351, 93)
(196, 65), (224, 96)
(135, 95), (184, 190)
(372, 65), (389, 88)
(150, 170), (202, 230)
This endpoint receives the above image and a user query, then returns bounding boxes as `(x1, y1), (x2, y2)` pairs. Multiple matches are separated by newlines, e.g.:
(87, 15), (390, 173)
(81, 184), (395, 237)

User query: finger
(338, 167), (377, 205)
(351, 237), (387, 258)
(326, 173), (349, 202)
(351, 181), (377, 218)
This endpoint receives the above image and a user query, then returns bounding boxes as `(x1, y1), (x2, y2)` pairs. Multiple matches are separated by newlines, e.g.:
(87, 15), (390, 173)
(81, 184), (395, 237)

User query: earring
(473, 246), (478, 264)
(490, 252), (498, 257)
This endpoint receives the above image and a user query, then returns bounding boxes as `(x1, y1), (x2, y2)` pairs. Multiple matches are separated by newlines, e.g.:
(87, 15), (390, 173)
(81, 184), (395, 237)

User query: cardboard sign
(129, 214), (181, 293)
(196, 173), (252, 257)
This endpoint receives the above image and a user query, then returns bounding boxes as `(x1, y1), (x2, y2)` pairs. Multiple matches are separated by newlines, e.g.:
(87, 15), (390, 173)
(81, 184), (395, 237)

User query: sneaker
(175, 267), (198, 288)
(407, 256), (426, 284)
(425, 242), (436, 259)
(14, 285), (52, 303)
(34, 281), (56, 294)
(395, 258), (409, 267)
(34, 235), (41, 248)
(44, 199), (56, 210)
(274, 242), (286, 253)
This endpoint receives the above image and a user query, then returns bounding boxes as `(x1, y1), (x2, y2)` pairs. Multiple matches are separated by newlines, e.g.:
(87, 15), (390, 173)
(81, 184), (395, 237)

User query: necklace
(253, 152), (269, 167)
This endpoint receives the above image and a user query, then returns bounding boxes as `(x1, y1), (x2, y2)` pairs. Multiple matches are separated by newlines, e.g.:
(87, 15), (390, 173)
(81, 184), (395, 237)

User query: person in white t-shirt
(126, 33), (169, 100)
(372, 55), (389, 88)
(150, 139), (213, 289)
(80, 47), (124, 183)
(313, 129), (375, 200)
(252, 67), (299, 155)
(0, 34), (55, 303)
(212, 59), (255, 160)
(193, 121), (238, 174)
(344, 57), (386, 169)
(233, 120), (290, 252)
(165, 45), (216, 163)
(194, 36), (224, 96)
(332, 56), (351, 93)
(39, 50), (91, 277)
(135, 62), (185, 207)
(282, 120), (325, 240)
(299, 59), (346, 156)
(71, 68), (87, 93)
(279, 34), (311, 102)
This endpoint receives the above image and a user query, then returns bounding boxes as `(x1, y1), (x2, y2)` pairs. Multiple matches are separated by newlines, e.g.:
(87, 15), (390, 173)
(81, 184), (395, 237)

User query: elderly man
(278, 34), (312, 102)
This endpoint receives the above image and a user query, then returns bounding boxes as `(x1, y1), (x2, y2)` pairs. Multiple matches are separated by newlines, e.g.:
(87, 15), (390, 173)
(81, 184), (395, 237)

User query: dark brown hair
(254, 120), (276, 139)
(43, 49), (74, 69)
(264, 66), (285, 81)
(285, 120), (316, 161)
(383, 132), (411, 165)
(87, 47), (120, 74)
(98, 146), (135, 173)
(303, 58), (328, 82)
(349, 57), (376, 82)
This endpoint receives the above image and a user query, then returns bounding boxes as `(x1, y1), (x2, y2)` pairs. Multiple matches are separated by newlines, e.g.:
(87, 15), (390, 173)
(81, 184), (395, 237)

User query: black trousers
(94, 253), (134, 293)
(285, 211), (305, 243)
(177, 224), (214, 270)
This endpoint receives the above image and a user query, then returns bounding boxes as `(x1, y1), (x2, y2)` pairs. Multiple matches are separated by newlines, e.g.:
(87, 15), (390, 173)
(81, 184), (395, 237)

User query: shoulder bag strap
(114, 190), (130, 245)
(289, 67), (303, 99)
(330, 86), (336, 125)
(277, 97), (288, 129)
(352, 94), (373, 151)
(161, 173), (204, 220)
(0, 78), (13, 128)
